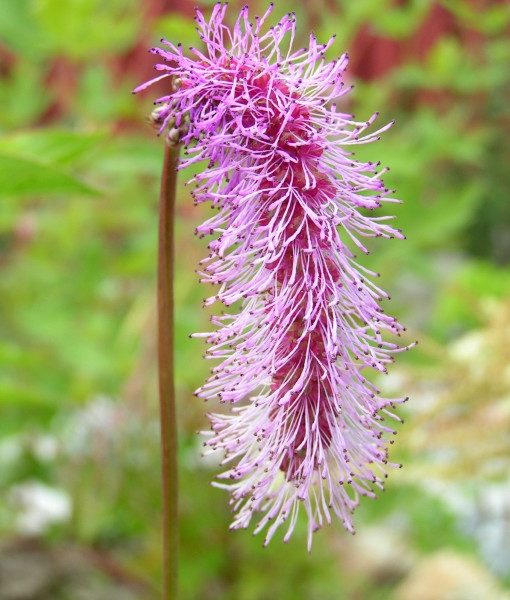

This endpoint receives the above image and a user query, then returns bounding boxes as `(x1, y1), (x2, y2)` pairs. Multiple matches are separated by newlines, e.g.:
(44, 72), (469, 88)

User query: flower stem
(157, 140), (180, 600)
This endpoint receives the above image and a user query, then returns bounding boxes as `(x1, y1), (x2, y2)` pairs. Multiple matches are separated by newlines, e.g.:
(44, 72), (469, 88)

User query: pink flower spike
(137, 3), (412, 549)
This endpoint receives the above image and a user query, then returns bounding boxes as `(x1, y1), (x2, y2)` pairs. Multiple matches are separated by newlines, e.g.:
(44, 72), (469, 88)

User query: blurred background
(1, 0), (509, 598)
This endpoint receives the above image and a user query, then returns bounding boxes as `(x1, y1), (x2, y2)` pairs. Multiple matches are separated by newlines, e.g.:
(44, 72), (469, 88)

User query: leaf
(0, 62), (52, 129)
(0, 154), (98, 198)
(0, 129), (104, 166)
(0, 381), (59, 436)
(0, 0), (49, 59)
(373, 0), (430, 39)
(34, 0), (140, 59)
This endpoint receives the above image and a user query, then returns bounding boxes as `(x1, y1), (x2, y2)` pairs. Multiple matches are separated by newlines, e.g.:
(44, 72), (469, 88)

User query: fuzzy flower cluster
(136, 3), (412, 549)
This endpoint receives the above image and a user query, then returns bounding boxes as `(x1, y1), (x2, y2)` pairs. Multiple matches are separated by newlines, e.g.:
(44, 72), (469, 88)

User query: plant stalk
(157, 139), (180, 600)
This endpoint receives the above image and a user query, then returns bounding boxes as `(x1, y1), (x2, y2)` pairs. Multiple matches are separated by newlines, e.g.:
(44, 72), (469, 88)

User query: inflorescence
(136, 3), (413, 550)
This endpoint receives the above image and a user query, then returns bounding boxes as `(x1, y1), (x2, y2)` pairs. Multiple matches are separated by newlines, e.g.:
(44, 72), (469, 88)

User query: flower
(136, 2), (412, 549)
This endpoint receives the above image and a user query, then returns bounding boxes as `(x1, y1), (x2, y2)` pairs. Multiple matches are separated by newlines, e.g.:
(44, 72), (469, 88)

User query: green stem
(158, 140), (180, 600)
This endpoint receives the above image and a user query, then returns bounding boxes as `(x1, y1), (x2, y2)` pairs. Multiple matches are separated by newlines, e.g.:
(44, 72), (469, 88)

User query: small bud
(150, 105), (171, 127)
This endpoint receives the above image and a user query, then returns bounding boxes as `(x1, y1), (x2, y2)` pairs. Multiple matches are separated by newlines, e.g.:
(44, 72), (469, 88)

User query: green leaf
(373, 0), (430, 39)
(0, 154), (98, 198)
(34, 0), (140, 59)
(0, 129), (104, 166)
(0, 62), (52, 129)
(0, 0), (49, 59)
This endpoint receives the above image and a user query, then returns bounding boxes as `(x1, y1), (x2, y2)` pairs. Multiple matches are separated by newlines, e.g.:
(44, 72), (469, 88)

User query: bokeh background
(1, 0), (509, 598)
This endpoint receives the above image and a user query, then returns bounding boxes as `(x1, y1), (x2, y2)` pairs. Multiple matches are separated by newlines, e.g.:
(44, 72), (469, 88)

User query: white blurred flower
(63, 395), (124, 456)
(32, 435), (58, 462)
(9, 481), (72, 535)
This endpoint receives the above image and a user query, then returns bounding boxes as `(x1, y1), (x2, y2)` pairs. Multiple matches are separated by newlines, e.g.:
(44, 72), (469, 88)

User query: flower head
(136, 2), (412, 549)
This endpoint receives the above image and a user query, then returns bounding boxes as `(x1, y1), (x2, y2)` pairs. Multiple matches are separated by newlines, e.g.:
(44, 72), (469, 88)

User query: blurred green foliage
(1, 0), (509, 598)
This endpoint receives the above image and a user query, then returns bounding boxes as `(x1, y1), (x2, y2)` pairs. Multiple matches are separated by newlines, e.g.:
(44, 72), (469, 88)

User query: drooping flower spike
(136, 3), (413, 549)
